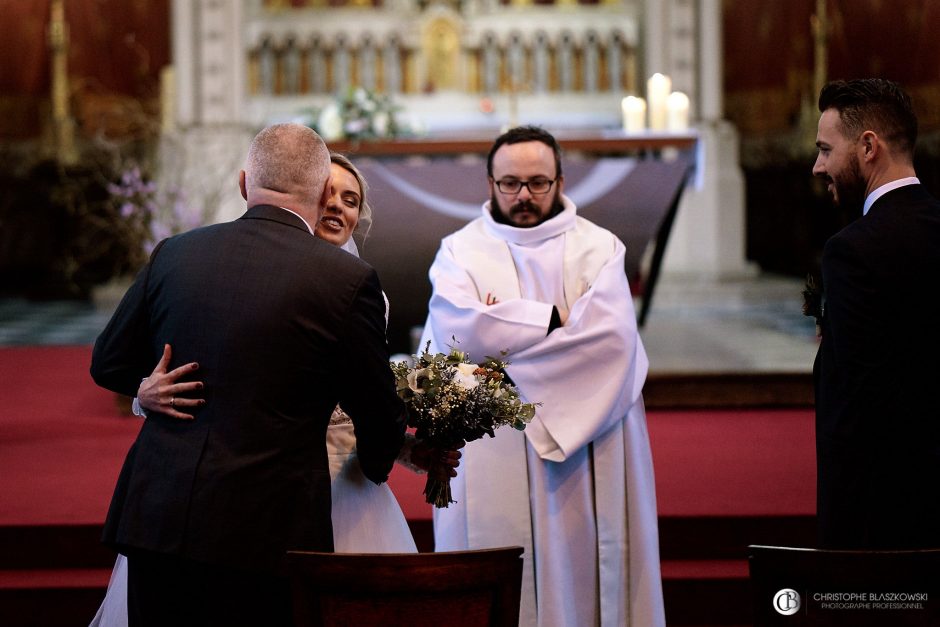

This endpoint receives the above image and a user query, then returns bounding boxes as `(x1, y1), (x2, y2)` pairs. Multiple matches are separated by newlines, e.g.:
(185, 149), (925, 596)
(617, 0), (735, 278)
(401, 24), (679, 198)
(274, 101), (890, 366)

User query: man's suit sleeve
(90, 240), (166, 396)
(336, 267), (407, 484)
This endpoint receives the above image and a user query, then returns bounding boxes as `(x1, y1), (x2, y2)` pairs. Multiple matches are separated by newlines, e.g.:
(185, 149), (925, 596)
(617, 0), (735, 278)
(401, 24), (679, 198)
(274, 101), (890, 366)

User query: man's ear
(238, 170), (248, 201)
(859, 130), (879, 163)
(556, 174), (565, 195)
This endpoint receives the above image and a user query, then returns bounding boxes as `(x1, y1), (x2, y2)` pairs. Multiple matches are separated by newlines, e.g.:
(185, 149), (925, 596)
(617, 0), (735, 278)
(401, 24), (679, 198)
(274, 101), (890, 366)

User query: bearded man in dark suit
(91, 123), (407, 625)
(812, 78), (940, 549)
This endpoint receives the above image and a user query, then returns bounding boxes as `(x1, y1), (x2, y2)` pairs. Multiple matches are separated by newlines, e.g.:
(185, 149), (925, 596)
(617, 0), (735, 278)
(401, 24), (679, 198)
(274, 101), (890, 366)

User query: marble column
(583, 32), (599, 93)
(309, 37), (328, 93)
(644, 0), (753, 280)
(169, 0), (252, 224)
(383, 37), (403, 93)
(532, 32), (550, 94)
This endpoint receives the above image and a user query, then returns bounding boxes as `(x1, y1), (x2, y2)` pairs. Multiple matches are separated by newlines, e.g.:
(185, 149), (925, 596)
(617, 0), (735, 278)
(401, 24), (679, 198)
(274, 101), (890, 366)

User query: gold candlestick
(811, 0), (828, 97)
(47, 0), (77, 165)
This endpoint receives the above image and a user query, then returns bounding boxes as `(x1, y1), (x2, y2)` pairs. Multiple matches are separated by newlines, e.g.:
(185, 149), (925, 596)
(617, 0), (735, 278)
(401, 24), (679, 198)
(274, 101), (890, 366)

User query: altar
(169, 0), (749, 327)
(328, 132), (696, 353)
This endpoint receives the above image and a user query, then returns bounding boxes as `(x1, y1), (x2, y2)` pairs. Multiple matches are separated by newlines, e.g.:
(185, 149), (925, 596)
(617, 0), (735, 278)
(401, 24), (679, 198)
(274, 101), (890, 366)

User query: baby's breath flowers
(390, 343), (538, 507)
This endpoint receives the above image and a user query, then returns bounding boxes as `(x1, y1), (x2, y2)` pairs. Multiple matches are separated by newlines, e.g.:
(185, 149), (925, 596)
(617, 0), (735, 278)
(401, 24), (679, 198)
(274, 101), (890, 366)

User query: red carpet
(650, 407), (815, 517)
(0, 347), (142, 526)
(0, 346), (816, 526)
(1, 346), (817, 626)
(0, 346), (433, 526)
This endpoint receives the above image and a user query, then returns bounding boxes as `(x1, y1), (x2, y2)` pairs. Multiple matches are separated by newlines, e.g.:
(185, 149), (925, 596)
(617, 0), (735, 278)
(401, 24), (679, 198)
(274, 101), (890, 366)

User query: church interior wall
(722, 0), (940, 278)
(2, 0), (940, 298)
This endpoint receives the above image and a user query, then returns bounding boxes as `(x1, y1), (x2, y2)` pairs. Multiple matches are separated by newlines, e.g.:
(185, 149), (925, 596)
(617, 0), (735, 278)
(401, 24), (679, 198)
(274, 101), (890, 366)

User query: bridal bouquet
(390, 344), (538, 507)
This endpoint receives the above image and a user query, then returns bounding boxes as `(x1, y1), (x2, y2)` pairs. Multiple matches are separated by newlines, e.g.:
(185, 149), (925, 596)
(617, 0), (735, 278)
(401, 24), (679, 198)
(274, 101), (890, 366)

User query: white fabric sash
(446, 209), (647, 462)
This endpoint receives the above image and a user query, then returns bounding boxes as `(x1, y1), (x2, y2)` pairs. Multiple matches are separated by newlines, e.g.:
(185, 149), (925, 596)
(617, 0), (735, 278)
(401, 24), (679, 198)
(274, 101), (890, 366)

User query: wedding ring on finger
(170, 397), (176, 407)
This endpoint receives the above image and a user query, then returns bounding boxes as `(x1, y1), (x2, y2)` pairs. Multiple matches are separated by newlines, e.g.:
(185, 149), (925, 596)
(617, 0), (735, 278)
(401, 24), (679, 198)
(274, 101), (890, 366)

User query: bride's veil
(338, 235), (388, 324)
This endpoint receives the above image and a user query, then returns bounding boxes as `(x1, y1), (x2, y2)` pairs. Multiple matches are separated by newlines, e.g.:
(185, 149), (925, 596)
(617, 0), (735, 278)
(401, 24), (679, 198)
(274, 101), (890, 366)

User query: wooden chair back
(287, 546), (524, 626)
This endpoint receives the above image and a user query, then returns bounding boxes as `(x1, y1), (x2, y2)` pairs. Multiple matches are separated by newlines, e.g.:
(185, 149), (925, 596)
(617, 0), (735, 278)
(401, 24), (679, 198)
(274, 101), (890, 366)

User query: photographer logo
(774, 589), (801, 616)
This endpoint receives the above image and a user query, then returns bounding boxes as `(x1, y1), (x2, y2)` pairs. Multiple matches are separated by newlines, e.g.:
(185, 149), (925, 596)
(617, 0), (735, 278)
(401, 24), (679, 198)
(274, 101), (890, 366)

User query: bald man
(91, 124), (406, 625)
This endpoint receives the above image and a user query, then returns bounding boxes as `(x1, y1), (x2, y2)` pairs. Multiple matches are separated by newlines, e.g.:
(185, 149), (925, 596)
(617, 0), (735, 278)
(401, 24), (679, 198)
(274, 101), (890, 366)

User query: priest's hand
(137, 343), (205, 420)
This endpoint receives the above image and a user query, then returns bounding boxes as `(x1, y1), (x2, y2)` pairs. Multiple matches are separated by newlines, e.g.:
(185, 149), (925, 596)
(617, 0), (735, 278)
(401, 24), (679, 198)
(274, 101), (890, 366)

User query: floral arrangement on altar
(102, 131), (236, 282)
(390, 344), (538, 507)
(308, 87), (413, 142)
(106, 165), (204, 267)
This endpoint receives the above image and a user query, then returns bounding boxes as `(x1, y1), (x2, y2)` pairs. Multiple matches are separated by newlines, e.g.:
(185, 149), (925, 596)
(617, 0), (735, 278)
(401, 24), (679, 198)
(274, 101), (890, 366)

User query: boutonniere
(801, 273), (824, 338)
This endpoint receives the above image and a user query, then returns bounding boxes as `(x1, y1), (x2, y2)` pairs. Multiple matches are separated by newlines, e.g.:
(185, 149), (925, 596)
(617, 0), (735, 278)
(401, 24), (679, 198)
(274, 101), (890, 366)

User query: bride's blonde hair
(329, 152), (373, 242)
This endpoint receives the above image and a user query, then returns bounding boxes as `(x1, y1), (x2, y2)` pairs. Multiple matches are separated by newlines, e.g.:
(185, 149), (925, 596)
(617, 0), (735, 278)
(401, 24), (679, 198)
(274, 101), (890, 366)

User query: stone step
(0, 562), (753, 627)
(0, 515), (816, 569)
(661, 559), (751, 626)
(0, 568), (112, 627)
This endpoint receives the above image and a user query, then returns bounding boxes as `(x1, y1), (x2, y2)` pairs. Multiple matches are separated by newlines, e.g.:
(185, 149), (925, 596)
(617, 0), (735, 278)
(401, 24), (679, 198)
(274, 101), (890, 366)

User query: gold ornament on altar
(422, 15), (461, 92)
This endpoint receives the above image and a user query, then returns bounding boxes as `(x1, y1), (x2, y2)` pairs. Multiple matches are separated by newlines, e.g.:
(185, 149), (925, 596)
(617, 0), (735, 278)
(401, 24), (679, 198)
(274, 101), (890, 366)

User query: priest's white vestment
(420, 197), (665, 627)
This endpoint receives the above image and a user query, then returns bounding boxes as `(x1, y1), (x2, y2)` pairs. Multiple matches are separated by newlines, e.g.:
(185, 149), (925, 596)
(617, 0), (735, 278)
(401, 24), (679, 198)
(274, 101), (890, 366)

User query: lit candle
(646, 73), (671, 131)
(621, 96), (646, 133)
(666, 91), (690, 131)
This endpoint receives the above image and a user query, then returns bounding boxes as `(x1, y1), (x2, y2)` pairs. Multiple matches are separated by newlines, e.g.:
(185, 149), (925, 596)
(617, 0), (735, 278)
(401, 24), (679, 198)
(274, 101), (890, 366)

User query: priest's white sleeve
(422, 237), (555, 359)
(509, 241), (648, 462)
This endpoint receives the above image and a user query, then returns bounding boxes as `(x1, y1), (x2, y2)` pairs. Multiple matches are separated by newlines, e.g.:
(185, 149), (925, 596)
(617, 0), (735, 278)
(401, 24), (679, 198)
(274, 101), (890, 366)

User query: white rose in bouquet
(453, 362), (480, 390)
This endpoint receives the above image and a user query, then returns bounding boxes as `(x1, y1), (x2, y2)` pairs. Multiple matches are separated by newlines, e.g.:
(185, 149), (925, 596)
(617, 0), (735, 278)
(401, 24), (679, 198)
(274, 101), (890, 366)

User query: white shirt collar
(276, 206), (316, 234)
(863, 177), (920, 215)
(481, 195), (577, 245)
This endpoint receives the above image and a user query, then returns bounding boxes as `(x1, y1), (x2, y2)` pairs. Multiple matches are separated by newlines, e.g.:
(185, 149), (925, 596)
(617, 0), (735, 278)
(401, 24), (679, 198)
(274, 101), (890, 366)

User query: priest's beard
(829, 152), (867, 215)
(490, 189), (565, 228)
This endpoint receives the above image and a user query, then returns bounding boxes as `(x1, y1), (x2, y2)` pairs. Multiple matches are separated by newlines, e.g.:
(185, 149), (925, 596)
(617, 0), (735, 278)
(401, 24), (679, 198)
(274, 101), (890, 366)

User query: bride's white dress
(88, 411), (417, 627)
(325, 408), (417, 553)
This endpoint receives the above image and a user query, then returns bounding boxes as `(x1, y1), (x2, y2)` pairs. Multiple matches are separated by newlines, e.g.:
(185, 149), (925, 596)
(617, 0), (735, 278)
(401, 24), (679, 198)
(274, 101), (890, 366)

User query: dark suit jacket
(814, 184), (940, 549)
(91, 204), (406, 573)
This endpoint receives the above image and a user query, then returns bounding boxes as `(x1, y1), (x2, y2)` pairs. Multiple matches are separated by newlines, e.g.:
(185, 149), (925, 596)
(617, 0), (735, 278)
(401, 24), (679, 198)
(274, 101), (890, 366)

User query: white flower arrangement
(310, 87), (411, 141)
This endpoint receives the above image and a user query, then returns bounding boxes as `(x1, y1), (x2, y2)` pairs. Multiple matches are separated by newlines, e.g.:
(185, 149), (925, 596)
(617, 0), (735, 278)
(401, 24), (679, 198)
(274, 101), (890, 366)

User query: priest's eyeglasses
(494, 178), (556, 195)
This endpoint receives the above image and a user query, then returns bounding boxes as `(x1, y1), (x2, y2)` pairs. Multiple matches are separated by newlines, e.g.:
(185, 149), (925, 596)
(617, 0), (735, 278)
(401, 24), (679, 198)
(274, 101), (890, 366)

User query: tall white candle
(647, 72), (671, 131)
(621, 96), (646, 133)
(160, 65), (176, 134)
(666, 91), (690, 131)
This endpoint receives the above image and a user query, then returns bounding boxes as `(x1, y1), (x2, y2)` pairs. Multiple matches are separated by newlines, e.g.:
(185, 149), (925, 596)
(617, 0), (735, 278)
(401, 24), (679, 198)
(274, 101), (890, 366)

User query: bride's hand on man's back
(137, 343), (205, 420)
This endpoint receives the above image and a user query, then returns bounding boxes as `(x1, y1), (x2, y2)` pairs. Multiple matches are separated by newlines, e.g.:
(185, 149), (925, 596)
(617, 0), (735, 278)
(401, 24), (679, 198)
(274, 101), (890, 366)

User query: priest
(420, 126), (665, 627)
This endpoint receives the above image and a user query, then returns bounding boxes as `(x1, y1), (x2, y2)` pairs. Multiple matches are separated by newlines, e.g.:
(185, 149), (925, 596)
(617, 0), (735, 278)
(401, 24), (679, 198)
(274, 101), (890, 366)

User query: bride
(89, 153), (456, 626)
